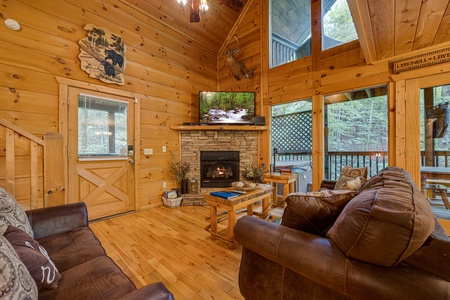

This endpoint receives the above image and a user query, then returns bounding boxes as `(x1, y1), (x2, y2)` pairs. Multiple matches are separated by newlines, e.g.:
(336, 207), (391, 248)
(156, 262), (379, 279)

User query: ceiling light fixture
(199, 0), (209, 14)
(177, 0), (209, 22)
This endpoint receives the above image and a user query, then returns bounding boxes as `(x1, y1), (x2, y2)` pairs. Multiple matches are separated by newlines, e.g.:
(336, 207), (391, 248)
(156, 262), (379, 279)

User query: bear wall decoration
(78, 24), (126, 85)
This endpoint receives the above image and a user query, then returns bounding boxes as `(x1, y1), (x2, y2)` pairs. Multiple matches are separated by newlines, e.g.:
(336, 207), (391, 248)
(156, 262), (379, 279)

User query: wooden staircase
(0, 117), (65, 210)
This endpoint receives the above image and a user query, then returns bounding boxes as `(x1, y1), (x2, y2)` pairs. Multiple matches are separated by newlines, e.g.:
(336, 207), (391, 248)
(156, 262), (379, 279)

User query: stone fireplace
(179, 130), (259, 192)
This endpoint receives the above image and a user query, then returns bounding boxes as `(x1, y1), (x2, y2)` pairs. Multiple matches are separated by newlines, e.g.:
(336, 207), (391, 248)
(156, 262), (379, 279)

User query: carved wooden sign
(78, 24), (126, 85)
(391, 47), (450, 74)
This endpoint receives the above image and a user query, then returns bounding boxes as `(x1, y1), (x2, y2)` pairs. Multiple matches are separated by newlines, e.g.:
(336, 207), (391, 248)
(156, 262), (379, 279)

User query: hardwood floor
(90, 206), (245, 300)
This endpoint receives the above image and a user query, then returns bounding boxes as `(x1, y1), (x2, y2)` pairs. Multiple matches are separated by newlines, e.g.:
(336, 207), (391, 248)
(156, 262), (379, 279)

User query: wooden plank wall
(3, 0), (450, 209)
(0, 0), (217, 210)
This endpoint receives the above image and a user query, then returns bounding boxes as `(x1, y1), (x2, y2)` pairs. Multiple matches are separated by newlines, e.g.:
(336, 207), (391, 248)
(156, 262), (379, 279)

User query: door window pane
(322, 0), (358, 50)
(270, 0), (311, 68)
(419, 84), (450, 219)
(78, 94), (128, 159)
(324, 86), (388, 180)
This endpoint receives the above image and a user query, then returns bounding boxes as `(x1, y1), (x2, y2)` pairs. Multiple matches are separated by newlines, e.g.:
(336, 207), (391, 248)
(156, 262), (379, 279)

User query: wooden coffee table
(204, 184), (273, 249)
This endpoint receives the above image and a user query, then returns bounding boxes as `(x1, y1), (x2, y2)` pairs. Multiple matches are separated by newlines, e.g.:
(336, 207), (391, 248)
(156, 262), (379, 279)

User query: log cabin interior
(2, 0), (450, 299)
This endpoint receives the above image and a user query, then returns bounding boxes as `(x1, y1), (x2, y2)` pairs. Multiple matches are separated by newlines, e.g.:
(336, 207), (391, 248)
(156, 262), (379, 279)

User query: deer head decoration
(225, 36), (256, 81)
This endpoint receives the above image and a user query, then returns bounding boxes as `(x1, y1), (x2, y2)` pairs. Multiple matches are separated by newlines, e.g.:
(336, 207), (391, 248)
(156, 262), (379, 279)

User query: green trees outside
(272, 95), (388, 153)
(327, 96), (388, 152)
(322, 0), (358, 48)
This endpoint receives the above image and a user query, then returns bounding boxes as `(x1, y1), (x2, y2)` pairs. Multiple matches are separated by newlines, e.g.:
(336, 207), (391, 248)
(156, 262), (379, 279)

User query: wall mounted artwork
(78, 24), (126, 85)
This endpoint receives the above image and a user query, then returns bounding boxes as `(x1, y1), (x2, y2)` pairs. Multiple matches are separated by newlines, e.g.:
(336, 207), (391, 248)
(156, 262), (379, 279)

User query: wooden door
(67, 88), (135, 220)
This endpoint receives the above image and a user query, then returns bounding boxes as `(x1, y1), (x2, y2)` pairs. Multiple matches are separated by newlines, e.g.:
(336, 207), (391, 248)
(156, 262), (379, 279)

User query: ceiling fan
(177, 0), (245, 22)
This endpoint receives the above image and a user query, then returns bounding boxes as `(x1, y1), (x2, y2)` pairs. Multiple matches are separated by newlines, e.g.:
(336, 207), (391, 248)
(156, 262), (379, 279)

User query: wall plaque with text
(391, 48), (450, 74)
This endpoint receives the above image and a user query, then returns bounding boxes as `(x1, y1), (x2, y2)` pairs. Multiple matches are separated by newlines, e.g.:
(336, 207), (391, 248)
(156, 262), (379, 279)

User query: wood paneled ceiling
(348, 0), (450, 64)
(122, 0), (248, 52)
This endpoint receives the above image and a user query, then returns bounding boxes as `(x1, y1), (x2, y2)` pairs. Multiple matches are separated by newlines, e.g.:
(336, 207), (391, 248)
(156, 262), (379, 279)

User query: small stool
(263, 173), (298, 206)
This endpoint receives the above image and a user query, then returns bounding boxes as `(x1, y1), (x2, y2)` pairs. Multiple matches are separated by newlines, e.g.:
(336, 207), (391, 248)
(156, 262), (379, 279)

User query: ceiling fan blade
(219, 0), (244, 12)
(190, 0), (201, 22)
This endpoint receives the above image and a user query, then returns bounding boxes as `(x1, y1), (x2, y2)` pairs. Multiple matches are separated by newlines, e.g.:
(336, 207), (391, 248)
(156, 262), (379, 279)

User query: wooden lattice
(271, 111), (312, 153)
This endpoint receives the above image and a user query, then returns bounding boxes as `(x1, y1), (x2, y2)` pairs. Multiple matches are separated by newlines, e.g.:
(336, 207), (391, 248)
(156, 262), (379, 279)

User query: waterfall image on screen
(199, 91), (255, 125)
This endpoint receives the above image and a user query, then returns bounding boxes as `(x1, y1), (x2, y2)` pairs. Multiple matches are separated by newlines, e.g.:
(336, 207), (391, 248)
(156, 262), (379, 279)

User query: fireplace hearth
(200, 151), (240, 188)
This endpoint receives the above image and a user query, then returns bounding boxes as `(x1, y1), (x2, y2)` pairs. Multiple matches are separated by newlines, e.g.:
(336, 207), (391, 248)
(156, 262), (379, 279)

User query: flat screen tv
(199, 91), (255, 125)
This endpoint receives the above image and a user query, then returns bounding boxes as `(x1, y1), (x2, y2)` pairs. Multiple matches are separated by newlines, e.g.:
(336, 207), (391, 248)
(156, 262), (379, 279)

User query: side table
(204, 185), (273, 249)
(263, 173), (298, 205)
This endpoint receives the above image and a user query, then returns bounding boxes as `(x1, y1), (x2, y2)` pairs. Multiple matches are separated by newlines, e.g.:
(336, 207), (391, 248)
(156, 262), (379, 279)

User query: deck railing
(277, 151), (388, 180)
(420, 151), (450, 167)
(0, 117), (65, 210)
(277, 150), (450, 181)
(271, 34), (298, 67)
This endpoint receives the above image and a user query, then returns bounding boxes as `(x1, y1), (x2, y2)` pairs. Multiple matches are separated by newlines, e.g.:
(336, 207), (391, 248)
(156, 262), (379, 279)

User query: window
(269, 0), (311, 68)
(271, 100), (313, 193)
(78, 94), (128, 159)
(419, 84), (450, 219)
(420, 85), (450, 165)
(324, 86), (388, 180)
(322, 0), (358, 50)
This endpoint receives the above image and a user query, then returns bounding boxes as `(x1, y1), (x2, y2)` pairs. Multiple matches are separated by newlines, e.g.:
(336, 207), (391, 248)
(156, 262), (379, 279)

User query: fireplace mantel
(170, 125), (268, 131)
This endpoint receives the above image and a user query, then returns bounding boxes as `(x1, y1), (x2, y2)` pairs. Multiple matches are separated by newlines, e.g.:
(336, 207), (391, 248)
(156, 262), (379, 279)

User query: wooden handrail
(0, 117), (44, 146)
(0, 117), (64, 210)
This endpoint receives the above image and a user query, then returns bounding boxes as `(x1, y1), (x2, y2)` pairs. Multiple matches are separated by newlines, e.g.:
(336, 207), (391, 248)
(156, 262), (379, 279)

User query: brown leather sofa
(26, 202), (174, 300)
(235, 167), (450, 299)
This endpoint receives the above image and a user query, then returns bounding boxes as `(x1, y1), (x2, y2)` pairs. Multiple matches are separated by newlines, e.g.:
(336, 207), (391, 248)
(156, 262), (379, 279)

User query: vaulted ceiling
(122, 0), (248, 53)
(127, 0), (450, 65)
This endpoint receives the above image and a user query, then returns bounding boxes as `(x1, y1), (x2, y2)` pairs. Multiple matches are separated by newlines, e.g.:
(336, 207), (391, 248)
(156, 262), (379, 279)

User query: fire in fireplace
(200, 151), (240, 188)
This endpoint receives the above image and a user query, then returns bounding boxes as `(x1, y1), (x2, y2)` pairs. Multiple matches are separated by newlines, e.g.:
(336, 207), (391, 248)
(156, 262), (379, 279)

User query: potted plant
(169, 151), (190, 194)
(241, 163), (268, 183)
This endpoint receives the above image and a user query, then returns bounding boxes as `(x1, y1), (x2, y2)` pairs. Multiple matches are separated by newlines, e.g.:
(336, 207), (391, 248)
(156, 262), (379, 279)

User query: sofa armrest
(234, 216), (348, 295)
(26, 202), (89, 239)
(320, 179), (336, 190)
(117, 282), (174, 300)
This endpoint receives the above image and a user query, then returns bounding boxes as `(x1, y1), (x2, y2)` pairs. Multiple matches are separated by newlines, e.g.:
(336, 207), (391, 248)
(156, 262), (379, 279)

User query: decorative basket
(162, 196), (182, 208)
(231, 181), (258, 191)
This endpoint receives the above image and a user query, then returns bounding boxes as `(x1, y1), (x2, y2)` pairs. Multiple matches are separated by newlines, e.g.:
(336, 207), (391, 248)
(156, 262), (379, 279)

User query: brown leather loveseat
(234, 167), (450, 299)
(1, 195), (174, 300)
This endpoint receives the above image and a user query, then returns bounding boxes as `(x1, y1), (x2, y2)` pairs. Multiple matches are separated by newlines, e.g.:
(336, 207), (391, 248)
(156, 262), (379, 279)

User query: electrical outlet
(163, 182), (167, 188)
(162, 146), (167, 152)
(144, 148), (153, 155)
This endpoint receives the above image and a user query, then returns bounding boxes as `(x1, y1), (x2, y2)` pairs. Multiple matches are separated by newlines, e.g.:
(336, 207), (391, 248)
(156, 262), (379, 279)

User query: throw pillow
(334, 165), (368, 191)
(336, 176), (366, 190)
(4, 225), (62, 290)
(0, 187), (34, 238)
(0, 235), (38, 299)
(281, 189), (359, 236)
(327, 166), (435, 267)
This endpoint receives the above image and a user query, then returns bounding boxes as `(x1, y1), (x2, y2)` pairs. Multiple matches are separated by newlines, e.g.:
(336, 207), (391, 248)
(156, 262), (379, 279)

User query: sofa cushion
(0, 188), (34, 238)
(4, 225), (62, 290)
(39, 256), (136, 300)
(0, 235), (38, 299)
(282, 190), (358, 235)
(37, 227), (106, 273)
(327, 166), (435, 267)
(334, 165), (368, 190)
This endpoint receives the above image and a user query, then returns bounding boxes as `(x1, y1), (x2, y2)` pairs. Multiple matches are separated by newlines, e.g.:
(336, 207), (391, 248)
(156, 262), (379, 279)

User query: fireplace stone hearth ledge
(171, 126), (265, 199)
